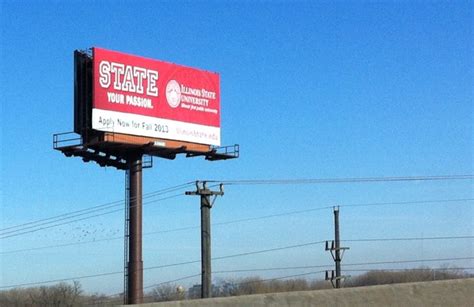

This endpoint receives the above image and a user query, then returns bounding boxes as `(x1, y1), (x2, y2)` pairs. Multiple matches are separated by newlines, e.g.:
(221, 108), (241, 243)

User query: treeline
(0, 281), (83, 307)
(1, 267), (471, 306)
(346, 267), (471, 287)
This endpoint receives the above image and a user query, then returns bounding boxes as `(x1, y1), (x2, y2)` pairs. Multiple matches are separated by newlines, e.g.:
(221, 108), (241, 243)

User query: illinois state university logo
(166, 80), (181, 108)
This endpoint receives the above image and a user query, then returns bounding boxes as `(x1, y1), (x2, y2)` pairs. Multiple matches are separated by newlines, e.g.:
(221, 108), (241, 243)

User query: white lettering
(110, 63), (125, 90)
(181, 85), (202, 97)
(201, 89), (216, 99)
(126, 95), (153, 109)
(122, 66), (136, 92)
(147, 70), (158, 97)
(99, 61), (111, 88)
(107, 92), (125, 104)
(133, 67), (147, 94)
(98, 61), (159, 97)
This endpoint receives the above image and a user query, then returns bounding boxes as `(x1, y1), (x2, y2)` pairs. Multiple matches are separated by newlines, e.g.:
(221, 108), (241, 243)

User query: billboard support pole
(186, 182), (224, 298)
(127, 156), (143, 304)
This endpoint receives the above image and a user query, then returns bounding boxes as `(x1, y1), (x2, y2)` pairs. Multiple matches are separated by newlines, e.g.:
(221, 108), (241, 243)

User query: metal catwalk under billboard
(92, 47), (221, 146)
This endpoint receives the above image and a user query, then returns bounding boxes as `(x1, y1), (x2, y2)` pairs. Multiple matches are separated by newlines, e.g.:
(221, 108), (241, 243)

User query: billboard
(91, 47), (220, 146)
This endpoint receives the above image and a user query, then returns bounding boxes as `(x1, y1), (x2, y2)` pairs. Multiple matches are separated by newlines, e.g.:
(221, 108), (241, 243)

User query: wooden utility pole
(325, 206), (349, 288)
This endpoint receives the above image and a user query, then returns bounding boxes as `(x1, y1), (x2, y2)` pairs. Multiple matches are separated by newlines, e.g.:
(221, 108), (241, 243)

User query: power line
(0, 235), (124, 255)
(0, 200), (124, 234)
(2, 197), (473, 253)
(143, 273), (202, 291)
(139, 267), (474, 301)
(200, 266), (474, 286)
(213, 256), (474, 274)
(0, 193), (185, 240)
(211, 241), (326, 261)
(139, 273), (202, 302)
(94, 271), (327, 304)
(344, 267), (474, 272)
(2, 175), (472, 236)
(0, 240), (325, 289)
(233, 270), (327, 285)
(2, 233), (472, 290)
(0, 270), (124, 289)
(0, 183), (192, 236)
(110, 267), (474, 304)
(3, 233), (471, 256)
(231, 267), (474, 278)
(2, 188), (472, 240)
(207, 175), (474, 185)
(2, 222), (198, 254)
(100, 265), (474, 304)
(141, 241), (328, 272)
(214, 266), (332, 274)
(90, 273), (202, 305)
(0, 208), (123, 239)
(343, 257), (474, 268)
(343, 235), (474, 243)
(1, 204), (331, 251)
(340, 198), (474, 209)
(0, 182), (193, 234)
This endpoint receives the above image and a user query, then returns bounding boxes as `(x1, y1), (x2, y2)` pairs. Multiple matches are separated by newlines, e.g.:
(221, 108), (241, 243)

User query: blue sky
(1, 0), (473, 295)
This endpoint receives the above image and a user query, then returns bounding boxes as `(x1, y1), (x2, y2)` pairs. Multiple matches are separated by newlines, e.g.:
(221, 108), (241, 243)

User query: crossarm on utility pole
(325, 206), (349, 288)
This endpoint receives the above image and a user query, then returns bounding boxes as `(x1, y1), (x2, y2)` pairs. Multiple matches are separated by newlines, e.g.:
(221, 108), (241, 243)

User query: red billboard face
(92, 47), (220, 145)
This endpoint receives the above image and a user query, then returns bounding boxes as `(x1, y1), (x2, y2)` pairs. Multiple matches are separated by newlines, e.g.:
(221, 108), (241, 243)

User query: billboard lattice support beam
(186, 182), (224, 298)
(124, 170), (130, 304)
(127, 157), (143, 304)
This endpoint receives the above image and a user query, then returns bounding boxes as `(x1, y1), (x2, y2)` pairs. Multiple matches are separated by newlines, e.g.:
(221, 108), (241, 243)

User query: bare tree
(345, 267), (471, 287)
(149, 283), (185, 302)
(0, 281), (83, 307)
